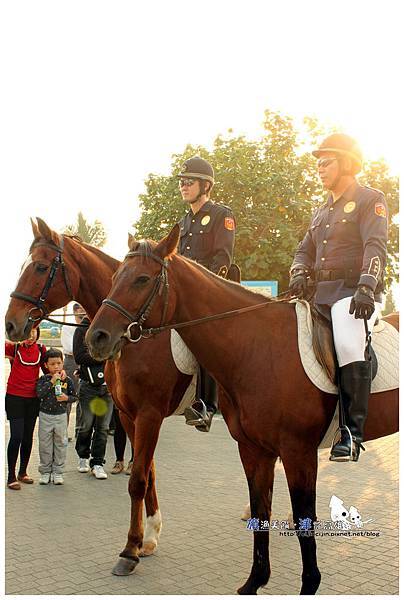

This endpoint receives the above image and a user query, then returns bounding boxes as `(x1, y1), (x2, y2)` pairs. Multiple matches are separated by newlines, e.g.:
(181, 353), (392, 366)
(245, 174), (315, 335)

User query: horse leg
(139, 460), (162, 557)
(112, 413), (163, 576)
(237, 442), (276, 595)
(281, 446), (321, 595)
(118, 410), (162, 557)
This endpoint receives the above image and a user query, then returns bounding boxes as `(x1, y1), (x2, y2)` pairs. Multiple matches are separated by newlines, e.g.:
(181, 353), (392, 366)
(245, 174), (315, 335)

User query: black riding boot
(330, 361), (371, 462)
(184, 368), (218, 432)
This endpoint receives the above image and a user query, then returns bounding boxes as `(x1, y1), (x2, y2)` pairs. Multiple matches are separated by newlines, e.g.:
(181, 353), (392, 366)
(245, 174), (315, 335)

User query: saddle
(310, 303), (377, 385)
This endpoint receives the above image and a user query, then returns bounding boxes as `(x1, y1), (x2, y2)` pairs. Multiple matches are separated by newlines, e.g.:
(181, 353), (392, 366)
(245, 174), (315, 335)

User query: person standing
(5, 328), (47, 489)
(177, 156), (236, 432)
(60, 302), (84, 437)
(73, 314), (113, 479)
(36, 348), (77, 485)
(289, 134), (388, 462)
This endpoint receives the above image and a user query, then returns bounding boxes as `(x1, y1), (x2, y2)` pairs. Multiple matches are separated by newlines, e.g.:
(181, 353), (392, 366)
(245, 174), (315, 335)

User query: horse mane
(127, 237), (278, 305)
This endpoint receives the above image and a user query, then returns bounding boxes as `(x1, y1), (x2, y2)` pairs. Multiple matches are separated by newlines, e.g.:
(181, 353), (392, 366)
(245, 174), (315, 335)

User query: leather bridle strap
(102, 250), (169, 343)
(10, 237), (74, 322)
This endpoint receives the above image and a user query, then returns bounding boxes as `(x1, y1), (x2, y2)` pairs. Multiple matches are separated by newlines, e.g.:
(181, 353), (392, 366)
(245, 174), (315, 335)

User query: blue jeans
(75, 382), (113, 467)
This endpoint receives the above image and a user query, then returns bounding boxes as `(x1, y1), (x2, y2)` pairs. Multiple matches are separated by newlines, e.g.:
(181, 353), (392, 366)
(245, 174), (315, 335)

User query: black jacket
(73, 317), (106, 385)
(291, 182), (388, 305)
(178, 200), (235, 277)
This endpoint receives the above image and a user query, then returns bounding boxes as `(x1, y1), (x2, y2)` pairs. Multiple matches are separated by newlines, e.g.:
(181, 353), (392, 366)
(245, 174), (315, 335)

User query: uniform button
(186, 246), (191, 250)
(329, 207), (334, 211)
(321, 257), (325, 261)
(342, 219), (347, 223)
(325, 224), (330, 228)
(189, 233), (192, 236)
(323, 240), (327, 244)
(192, 219), (195, 223)
(199, 230), (203, 234)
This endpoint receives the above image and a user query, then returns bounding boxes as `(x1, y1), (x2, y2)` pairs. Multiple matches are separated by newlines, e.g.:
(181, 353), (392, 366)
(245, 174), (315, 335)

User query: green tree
(63, 212), (107, 248)
(134, 110), (399, 291)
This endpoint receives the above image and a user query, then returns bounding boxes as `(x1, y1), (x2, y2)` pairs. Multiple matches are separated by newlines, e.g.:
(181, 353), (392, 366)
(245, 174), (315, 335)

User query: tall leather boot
(330, 361), (371, 462)
(184, 367), (218, 432)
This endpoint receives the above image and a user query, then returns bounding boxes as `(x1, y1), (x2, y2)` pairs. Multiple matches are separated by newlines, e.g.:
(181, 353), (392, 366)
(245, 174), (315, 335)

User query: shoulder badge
(201, 215), (211, 226)
(375, 202), (386, 218)
(224, 217), (235, 231)
(344, 201), (356, 213)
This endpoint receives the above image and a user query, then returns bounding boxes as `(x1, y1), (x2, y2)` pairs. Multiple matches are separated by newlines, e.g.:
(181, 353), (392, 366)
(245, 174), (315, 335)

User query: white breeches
(331, 296), (382, 367)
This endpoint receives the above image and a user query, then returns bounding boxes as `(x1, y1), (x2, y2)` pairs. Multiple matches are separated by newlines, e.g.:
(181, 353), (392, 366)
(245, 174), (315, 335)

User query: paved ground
(4, 402), (398, 596)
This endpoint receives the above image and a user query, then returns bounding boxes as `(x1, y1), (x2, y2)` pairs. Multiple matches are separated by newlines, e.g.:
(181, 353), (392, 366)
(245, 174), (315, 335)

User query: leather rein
(102, 250), (274, 343)
(10, 238), (87, 328)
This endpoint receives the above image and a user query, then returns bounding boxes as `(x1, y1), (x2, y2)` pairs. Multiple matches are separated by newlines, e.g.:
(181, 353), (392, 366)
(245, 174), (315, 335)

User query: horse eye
(134, 275), (150, 285)
(36, 264), (48, 273)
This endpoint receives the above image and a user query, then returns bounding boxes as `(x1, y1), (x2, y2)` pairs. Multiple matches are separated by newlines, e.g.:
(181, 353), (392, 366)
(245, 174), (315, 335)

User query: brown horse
(86, 224), (399, 595)
(5, 218), (193, 566)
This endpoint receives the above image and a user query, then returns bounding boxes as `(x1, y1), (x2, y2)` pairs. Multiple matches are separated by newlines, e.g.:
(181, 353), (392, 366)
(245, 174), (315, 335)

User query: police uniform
(290, 134), (389, 462)
(291, 181), (387, 367)
(178, 200), (235, 277)
(177, 156), (236, 433)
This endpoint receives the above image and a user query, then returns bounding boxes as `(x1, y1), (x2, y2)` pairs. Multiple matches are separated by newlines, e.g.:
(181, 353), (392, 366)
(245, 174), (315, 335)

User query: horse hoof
(111, 557), (139, 576)
(139, 542), (157, 557)
(237, 583), (257, 595)
(240, 504), (251, 521)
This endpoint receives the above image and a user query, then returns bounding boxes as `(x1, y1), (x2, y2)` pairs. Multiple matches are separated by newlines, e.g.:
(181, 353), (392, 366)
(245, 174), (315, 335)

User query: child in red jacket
(5, 328), (47, 490)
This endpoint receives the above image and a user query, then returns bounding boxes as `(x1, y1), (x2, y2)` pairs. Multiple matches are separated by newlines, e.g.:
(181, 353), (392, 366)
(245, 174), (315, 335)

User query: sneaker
(78, 458), (90, 473)
(111, 460), (124, 474)
(39, 473), (51, 485)
(92, 465), (108, 480)
(125, 460), (133, 476)
(53, 473), (64, 485)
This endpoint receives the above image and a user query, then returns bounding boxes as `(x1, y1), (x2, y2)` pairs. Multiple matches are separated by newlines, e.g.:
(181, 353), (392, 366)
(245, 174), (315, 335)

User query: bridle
(10, 237), (76, 325)
(102, 250), (276, 343)
(102, 251), (170, 343)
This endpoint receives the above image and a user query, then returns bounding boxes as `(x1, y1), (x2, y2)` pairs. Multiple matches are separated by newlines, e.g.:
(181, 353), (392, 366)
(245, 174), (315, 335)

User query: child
(36, 349), (77, 485)
(5, 327), (47, 490)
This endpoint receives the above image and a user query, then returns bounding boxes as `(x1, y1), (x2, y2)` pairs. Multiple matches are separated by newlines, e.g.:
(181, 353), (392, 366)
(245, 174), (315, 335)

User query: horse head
(86, 225), (180, 361)
(5, 217), (80, 341)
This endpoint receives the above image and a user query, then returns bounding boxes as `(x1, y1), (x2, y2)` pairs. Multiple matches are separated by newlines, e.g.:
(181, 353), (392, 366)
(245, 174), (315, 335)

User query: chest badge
(344, 201), (356, 213)
(201, 215), (210, 226)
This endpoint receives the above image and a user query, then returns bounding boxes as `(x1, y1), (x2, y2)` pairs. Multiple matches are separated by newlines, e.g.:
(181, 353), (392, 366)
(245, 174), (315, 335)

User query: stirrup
(184, 400), (208, 427)
(329, 426), (354, 462)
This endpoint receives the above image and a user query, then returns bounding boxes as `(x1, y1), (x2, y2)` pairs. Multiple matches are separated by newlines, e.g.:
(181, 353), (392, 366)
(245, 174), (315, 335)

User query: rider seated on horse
(289, 134), (388, 462)
(177, 157), (236, 432)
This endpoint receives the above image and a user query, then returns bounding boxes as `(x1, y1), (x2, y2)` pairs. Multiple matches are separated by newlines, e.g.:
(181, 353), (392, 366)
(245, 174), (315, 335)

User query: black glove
(289, 269), (309, 298)
(349, 285), (375, 319)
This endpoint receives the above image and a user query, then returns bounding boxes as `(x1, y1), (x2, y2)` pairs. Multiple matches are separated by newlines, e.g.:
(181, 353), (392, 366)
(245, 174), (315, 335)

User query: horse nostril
(93, 329), (111, 346)
(5, 321), (16, 339)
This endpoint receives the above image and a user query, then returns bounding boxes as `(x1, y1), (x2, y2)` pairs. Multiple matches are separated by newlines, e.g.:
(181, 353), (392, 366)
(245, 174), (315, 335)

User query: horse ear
(155, 224), (180, 260)
(128, 233), (134, 248)
(36, 217), (61, 246)
(31, 217), (40, 240)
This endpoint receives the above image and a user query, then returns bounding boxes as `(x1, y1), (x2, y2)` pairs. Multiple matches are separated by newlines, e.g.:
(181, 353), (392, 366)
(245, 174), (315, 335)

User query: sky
(1, 0), (401, 311)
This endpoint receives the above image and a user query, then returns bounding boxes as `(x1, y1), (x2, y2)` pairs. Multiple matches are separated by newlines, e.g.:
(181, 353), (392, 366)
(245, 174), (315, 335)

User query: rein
(10, 238), (87, 328)
(102, 249), (287, 343)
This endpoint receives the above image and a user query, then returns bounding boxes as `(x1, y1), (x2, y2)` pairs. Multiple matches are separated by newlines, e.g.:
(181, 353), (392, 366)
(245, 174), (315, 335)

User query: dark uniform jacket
(178, 200), (236, 276)
(291, 181), (388, 305)
(73, 317), (106, 386)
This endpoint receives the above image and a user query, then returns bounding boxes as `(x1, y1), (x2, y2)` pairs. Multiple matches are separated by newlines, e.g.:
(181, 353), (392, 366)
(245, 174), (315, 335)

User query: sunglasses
(317, 158), (338, 169)
(179, 178), (198, 188)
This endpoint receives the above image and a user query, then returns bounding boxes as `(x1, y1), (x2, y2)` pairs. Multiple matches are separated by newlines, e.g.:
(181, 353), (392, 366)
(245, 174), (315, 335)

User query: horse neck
(67, 239), (120, 320)
(169, 257), (266, 379)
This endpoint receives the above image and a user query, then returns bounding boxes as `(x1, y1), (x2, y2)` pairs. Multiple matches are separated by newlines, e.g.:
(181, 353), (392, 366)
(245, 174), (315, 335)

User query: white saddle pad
(294, 300), (399, 395)
(170, 330), (198, 415)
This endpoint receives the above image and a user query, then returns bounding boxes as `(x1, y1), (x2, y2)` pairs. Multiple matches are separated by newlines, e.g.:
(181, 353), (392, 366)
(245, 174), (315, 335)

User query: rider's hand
(349, 285), (375, 319)
(289, 269), (309, 298)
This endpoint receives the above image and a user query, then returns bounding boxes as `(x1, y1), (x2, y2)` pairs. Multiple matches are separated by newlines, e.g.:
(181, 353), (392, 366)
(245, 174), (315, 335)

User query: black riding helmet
(178, 156), (215, 184)
(312, 133), (363, 175)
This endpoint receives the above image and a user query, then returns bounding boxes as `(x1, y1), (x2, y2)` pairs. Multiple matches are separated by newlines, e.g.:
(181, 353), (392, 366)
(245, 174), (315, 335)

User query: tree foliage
(134, 110), (399, 291)
(63, 211), (107, 248)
